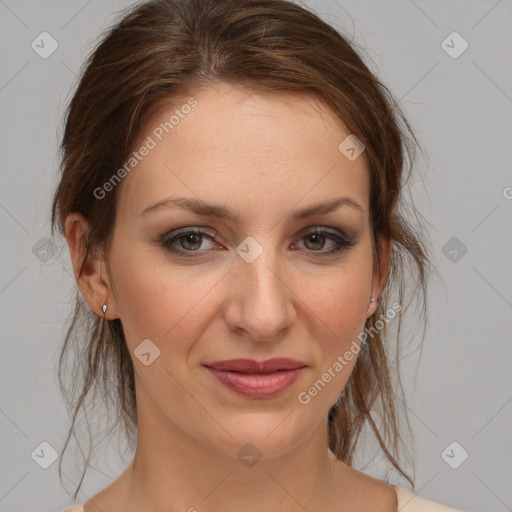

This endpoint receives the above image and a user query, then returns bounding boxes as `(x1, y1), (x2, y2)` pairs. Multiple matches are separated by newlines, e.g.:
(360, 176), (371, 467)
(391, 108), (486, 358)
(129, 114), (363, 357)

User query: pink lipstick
(203, 358), (306, 398)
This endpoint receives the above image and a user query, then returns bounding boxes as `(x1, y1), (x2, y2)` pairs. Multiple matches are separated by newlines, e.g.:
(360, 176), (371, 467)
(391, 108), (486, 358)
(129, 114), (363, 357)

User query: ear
(366, 233), (391, 319)
(64, 212), (118, 320)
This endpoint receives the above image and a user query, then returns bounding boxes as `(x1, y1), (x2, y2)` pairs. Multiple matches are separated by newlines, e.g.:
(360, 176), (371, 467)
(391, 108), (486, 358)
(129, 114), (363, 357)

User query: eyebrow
(140, 195), (363, 222)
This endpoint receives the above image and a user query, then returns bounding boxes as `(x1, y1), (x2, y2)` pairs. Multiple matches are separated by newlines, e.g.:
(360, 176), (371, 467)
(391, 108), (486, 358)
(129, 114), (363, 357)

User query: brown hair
(51, 0), (433, 498)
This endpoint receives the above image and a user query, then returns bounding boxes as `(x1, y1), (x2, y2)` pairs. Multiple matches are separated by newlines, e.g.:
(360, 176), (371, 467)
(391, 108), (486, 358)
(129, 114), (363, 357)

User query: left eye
(158, 228), (355, 257)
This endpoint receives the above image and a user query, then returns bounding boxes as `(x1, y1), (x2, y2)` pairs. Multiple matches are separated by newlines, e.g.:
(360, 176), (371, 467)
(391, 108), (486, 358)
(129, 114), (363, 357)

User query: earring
(102, 304), (107, 318)
(370, 298), (378, 304)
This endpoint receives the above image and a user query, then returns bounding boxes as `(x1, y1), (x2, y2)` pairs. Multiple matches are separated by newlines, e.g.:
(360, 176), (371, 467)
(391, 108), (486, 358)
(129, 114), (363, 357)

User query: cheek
(109, 248), (220, 350)
(299, 261), (373, 340)
(294, 270), (371, 409)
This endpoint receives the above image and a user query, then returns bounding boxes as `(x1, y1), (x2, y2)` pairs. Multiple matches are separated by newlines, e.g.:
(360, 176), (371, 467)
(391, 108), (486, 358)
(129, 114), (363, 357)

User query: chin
(199, 410), (318, 463)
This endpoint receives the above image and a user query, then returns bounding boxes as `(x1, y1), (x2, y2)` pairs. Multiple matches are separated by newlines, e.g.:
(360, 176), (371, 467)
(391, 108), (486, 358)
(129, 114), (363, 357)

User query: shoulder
(395, 487), (465, 512)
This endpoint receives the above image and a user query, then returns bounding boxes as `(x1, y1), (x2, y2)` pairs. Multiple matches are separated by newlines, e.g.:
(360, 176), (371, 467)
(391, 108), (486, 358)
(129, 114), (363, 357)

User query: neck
(122, 390), (352, 512)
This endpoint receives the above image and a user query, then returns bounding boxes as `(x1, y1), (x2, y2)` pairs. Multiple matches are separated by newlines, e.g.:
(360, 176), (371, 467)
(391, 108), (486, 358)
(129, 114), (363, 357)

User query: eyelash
(158, 227), (356, 259)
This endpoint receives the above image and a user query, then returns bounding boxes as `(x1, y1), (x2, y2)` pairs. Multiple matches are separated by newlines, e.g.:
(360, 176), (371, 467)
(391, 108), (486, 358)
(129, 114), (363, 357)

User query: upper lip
(203, 358), (306, 373)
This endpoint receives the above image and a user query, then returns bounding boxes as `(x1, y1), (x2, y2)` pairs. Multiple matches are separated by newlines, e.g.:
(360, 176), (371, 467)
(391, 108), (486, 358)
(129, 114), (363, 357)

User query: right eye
(158, 227), (219, 256)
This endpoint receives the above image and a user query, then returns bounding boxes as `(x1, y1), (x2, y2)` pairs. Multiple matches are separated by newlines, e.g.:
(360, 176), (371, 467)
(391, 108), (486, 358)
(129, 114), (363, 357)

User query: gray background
(1, 0), (511, 511)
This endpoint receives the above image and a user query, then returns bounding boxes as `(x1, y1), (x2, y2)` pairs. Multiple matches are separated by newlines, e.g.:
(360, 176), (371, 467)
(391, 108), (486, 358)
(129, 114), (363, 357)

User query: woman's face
(82, 83), (387, 460)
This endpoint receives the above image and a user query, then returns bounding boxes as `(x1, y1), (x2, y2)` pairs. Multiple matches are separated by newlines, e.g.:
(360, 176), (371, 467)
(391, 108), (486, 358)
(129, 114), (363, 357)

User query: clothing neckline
(67, 486), (440, 512)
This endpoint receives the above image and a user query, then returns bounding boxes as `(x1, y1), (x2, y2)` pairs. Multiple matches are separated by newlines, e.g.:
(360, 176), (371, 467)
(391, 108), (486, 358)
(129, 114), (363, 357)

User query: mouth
(203, 358), (306, 398)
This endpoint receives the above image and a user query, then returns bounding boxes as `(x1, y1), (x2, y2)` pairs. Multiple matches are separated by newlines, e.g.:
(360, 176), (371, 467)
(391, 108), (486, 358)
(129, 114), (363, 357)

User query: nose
(223, 242), (296, 342)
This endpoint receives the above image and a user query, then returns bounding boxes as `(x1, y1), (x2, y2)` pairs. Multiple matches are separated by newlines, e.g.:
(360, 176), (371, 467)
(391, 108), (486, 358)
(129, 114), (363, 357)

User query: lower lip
(204, 366), (305, 398)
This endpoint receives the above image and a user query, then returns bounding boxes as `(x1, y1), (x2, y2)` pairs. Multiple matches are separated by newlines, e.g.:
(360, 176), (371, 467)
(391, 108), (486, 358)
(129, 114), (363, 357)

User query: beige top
(64, 486), (465, 511)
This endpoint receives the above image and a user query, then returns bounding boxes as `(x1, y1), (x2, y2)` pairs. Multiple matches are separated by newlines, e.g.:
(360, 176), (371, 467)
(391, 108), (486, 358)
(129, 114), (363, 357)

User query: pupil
(183, 234), (201, 250)
(306, 234), (324, 250)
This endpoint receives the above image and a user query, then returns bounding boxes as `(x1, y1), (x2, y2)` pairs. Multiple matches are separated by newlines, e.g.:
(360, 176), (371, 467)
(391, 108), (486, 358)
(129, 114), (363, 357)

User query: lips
(204, 358), (306, 373)
(203, 358), (306, 398)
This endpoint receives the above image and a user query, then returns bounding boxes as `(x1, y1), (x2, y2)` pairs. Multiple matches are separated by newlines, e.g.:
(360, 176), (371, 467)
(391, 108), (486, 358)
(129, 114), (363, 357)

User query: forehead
(116, 83), (370, 224)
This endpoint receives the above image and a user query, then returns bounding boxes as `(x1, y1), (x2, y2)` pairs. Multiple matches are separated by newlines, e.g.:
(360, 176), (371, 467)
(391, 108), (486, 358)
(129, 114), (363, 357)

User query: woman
(52, 0), (464, 510)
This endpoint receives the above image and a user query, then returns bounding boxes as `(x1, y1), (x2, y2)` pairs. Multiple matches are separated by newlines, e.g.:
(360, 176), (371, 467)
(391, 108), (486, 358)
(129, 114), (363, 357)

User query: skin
(65, 82), (396, 512)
